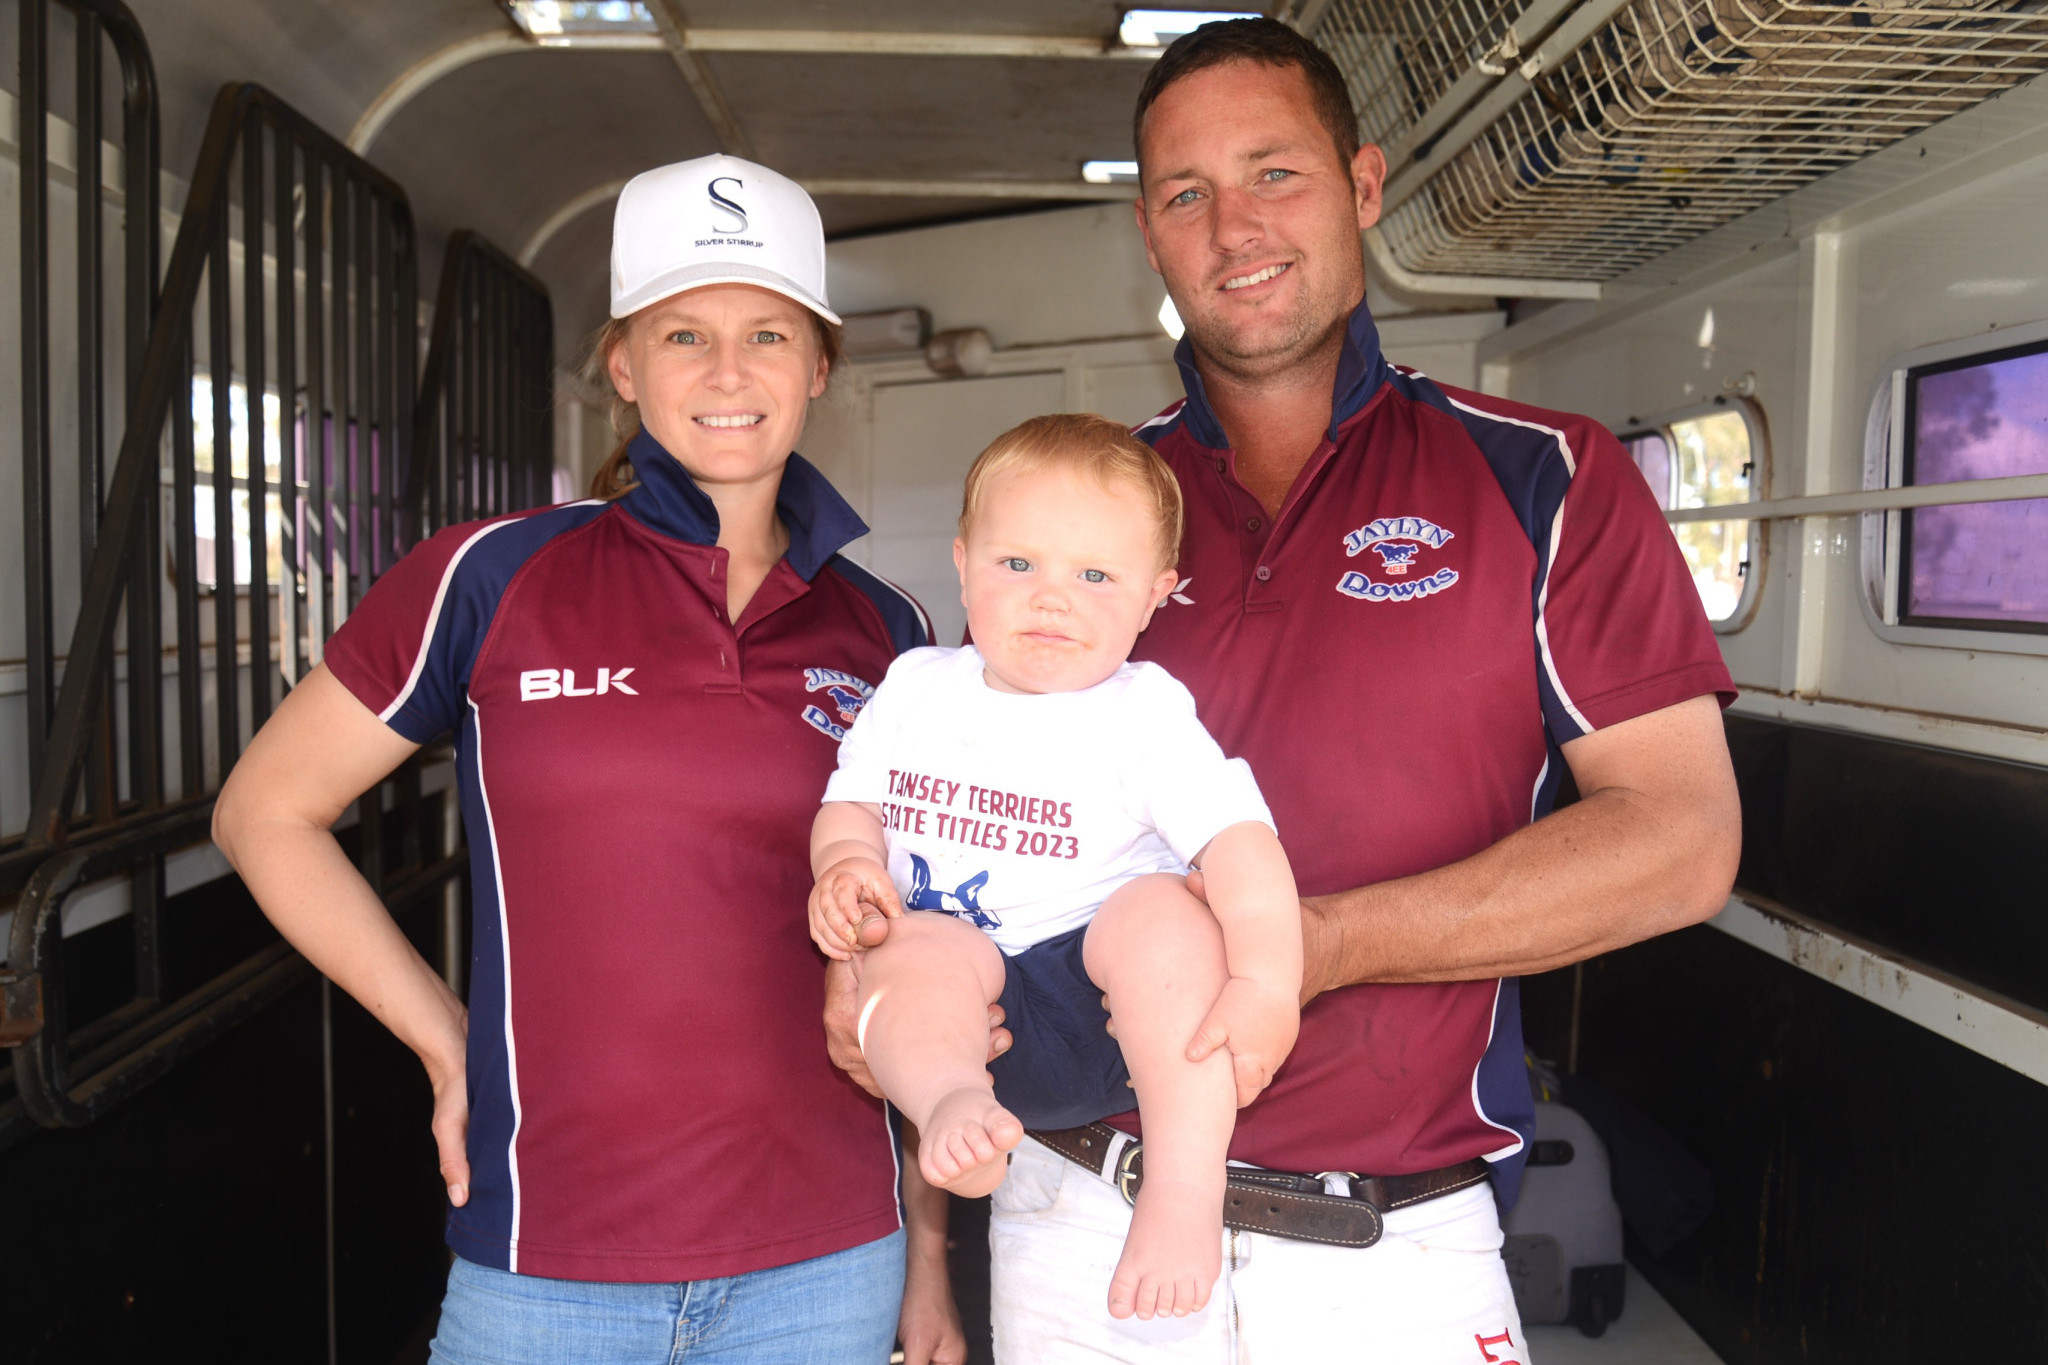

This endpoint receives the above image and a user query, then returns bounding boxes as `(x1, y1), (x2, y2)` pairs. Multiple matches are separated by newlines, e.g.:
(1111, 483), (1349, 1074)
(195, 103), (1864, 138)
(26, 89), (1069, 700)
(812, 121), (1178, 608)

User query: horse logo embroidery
(799, 666), (875, 741)
(907, 854), (999, 931)
(1337, 515), (1460, 603)
(1370, 541), (1420, 575)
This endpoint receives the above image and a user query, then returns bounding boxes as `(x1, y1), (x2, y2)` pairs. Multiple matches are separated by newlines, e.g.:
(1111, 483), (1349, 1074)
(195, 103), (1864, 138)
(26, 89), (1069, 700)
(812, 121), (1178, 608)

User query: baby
(809, 413), (1302, 1322)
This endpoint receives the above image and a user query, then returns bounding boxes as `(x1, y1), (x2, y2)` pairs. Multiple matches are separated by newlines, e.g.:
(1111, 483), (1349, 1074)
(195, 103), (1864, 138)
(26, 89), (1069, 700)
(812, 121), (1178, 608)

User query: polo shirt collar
(620, 427), (869, 581)
(1171, 296), (1391, 448)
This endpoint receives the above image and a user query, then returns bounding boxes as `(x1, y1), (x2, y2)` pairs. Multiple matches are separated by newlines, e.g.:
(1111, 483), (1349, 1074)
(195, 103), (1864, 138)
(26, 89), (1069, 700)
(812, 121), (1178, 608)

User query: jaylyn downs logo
(1335, 515), (1459, 603)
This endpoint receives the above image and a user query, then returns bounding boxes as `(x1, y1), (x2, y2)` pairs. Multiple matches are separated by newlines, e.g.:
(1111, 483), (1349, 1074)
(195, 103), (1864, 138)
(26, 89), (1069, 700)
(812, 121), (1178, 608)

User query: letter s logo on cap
(708, 176), (747, 234)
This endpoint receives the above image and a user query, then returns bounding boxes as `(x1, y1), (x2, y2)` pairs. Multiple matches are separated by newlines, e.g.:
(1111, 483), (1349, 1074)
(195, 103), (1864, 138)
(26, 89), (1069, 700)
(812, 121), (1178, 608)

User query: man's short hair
(960, 413), (1184, 572)
(1132, 17), (1361, 171)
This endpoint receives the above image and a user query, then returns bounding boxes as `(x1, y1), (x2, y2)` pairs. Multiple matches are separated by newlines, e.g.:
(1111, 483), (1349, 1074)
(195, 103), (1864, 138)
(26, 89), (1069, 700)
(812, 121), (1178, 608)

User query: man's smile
(1222, 262), (1290, 292)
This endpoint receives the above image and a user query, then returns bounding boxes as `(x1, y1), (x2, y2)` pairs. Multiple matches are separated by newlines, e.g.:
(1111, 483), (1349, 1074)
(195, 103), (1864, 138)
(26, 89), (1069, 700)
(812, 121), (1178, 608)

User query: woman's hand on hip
(422, 1011), (471, 1206)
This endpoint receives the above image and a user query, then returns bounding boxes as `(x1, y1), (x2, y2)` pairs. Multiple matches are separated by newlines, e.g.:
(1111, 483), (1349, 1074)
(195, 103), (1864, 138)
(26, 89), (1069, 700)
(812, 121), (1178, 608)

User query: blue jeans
(428, 1230), (906, 1365)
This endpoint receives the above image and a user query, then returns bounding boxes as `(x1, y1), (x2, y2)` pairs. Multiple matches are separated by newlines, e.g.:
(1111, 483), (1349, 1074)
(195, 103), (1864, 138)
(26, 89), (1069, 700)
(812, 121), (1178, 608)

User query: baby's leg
(856, 912), (1023, 1197)
(1083, 874), (1235, 1322)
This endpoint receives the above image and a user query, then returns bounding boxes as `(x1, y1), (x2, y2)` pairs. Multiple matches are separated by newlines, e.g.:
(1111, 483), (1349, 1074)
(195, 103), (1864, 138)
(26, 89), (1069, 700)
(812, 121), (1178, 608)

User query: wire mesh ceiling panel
(1318, 0), (2048, 281)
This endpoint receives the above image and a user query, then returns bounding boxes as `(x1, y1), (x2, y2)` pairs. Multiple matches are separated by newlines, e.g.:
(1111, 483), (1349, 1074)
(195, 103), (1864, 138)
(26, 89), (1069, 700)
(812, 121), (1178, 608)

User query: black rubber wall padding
(1725, 714), (2048, 1012)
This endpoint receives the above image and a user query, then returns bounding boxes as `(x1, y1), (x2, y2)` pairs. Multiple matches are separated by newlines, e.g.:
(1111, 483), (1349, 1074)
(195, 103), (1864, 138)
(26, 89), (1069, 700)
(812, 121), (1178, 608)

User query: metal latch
(0, 967), (45, 1046)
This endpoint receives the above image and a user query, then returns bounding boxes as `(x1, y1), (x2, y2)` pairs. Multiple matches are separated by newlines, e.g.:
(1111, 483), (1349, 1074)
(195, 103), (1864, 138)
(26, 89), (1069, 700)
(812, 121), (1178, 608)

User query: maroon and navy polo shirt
(1123, 300), (1734, 1202)
(323, 430), (930, 1281)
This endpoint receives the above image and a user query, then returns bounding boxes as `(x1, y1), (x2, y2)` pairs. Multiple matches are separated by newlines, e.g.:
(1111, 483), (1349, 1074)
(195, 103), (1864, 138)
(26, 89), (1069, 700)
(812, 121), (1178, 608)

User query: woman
(213, 155), (964, 1364)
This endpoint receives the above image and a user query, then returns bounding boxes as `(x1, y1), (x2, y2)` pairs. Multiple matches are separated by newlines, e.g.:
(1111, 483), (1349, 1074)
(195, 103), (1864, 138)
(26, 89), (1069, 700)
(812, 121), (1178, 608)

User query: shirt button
(1214, 458), (1226, 473)
(1246, 517), (1262, 533)
(1255, 565), (1271, 582)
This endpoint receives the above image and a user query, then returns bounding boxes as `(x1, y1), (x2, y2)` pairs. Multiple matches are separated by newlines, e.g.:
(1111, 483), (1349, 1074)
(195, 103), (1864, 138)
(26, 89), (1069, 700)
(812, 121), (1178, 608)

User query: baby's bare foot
(1108, 1178), (1223, 1321)
(920, 1087), (1024, 1197)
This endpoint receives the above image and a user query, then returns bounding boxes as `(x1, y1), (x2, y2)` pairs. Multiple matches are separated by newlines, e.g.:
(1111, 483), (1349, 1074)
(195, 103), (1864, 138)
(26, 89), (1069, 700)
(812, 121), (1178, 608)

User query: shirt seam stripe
(468, 696), (525, 1271)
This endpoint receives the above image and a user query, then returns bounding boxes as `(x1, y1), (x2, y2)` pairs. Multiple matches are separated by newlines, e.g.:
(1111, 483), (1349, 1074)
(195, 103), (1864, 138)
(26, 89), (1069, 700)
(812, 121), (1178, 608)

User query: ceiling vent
(1316, 0), (2048, 283)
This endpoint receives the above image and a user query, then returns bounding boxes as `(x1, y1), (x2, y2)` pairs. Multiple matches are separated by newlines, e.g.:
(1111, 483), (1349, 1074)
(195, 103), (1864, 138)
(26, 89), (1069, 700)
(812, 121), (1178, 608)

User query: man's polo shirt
(1126, 301), (1733, 1200)
(324, 430), (929, 1280)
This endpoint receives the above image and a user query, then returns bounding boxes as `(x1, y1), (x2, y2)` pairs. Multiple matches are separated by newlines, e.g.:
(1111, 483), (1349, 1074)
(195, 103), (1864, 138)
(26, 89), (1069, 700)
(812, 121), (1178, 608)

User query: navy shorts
(987, 923), (1132, 1130)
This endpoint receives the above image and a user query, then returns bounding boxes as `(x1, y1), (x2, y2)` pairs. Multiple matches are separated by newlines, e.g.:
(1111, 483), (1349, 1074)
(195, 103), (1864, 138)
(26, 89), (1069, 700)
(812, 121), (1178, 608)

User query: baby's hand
(1186, 976), (1301, 1108)
(808, 858), (904, 960)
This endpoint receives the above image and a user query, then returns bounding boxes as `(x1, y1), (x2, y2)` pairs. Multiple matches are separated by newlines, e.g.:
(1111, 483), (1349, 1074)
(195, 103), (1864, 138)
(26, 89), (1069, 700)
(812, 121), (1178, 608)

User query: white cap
(609, 154), (841, 324)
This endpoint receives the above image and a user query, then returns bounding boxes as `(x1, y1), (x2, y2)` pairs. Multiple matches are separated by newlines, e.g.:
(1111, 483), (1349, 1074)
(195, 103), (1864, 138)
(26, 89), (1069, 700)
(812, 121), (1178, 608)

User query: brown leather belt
(1025, 1123), (1491, 1250)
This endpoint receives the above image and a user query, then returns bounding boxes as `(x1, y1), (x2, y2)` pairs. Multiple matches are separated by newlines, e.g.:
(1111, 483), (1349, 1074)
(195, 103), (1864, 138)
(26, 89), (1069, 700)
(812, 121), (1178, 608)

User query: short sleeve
(1537, 422), (1736, 741)
(820, 655), (917, 806)
(1120, 667), (1276, 864)
(323, 520), (498, 743)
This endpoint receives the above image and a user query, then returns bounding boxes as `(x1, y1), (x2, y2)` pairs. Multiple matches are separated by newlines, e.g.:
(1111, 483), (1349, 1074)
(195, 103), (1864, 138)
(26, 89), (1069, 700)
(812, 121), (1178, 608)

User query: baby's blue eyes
(998, 559), (1109, 583)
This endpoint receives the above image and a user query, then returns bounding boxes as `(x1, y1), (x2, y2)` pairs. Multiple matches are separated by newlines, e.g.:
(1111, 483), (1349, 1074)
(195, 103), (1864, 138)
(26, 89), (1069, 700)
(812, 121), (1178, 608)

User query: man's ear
(1352, 143), (1388, 232)
(1137, 565), (1182, 633)
(1134, 197), (1164, 278)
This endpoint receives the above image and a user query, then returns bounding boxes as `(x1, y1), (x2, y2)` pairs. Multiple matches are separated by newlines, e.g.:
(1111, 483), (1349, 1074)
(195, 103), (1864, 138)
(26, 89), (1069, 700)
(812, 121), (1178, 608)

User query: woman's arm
(896, 1122), (968, 1365)
(212, 664), (473, 1204)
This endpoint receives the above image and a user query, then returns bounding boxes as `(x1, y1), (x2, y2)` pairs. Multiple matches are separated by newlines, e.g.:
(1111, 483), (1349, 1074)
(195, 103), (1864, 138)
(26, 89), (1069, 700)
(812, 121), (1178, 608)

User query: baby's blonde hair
(959, 413), (1184, 571)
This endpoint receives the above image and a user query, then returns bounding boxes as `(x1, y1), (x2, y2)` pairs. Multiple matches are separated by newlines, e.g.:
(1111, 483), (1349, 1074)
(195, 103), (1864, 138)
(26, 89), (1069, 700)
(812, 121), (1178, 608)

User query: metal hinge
(0, 967), (45, 1046)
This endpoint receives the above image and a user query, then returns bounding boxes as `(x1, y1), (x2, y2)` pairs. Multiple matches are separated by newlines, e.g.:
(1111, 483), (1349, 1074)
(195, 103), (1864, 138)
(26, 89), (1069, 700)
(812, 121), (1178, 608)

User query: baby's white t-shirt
(821, 645), (1274, 955)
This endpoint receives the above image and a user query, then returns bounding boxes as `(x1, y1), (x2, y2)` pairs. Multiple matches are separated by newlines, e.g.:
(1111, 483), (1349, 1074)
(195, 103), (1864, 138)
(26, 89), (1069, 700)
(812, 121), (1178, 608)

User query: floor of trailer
(1527, 1266), (1722, 1364)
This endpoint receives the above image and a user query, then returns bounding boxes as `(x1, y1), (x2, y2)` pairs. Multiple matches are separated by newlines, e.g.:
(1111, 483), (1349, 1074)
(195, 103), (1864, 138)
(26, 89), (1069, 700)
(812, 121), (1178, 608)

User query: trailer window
(191, 374), (285, 589)
(1900, 341), (2048, 632)
(1617, 403), (1760, 628)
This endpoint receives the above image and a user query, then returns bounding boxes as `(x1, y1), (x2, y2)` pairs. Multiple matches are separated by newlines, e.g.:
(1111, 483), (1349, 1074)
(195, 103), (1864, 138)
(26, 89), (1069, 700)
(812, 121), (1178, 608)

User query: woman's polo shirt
(324, 431), (928, 1281)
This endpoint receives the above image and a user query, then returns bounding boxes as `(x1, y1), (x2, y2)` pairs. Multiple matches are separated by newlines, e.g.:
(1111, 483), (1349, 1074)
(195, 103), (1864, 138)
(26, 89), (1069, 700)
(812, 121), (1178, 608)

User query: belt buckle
(1113, 1139), (1143, 1208)
(1316, 1170), (1361, 1199)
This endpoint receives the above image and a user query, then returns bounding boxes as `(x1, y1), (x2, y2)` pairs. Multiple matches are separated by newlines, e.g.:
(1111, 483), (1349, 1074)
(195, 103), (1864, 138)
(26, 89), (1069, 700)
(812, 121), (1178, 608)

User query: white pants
(990, 1137), (1530, 1364)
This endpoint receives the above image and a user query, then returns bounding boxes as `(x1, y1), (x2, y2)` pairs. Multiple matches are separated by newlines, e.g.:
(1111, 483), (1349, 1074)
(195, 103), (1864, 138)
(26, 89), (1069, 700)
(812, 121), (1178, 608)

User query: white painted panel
(868, 371), (1069, 649)
(1085, 361), (1183, 428)
(828, 203), (1164, 350)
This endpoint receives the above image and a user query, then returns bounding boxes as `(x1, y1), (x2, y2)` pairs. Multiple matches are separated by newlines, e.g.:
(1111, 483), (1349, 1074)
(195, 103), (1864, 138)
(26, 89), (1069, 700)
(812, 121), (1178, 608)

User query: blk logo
(707, 176), (747, 234)
(519, 668), (638, 701)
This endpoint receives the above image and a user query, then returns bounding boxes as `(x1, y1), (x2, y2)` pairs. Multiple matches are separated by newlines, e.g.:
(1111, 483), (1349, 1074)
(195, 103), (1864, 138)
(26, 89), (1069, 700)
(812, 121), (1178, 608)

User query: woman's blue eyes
(666, 330), (785, 345)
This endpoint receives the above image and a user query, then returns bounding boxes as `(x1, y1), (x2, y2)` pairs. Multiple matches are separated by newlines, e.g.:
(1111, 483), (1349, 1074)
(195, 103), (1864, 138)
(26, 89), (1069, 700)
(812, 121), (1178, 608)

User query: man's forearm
(1307, 750), (1740, 992)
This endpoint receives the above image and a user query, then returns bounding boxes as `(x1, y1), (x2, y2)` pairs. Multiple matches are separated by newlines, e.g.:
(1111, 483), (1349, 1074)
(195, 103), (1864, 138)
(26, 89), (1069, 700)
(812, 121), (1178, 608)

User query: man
(831, 18), (1739, 1362)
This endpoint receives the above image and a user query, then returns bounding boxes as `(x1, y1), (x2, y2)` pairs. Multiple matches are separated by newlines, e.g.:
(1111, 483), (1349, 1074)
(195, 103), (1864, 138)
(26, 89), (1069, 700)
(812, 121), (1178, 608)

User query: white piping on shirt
(468, 696), (526, 1270)
(377, 502), (605, 725)
(1439, 394), (1592, 737)
(1470, 977), (1530, 1162)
